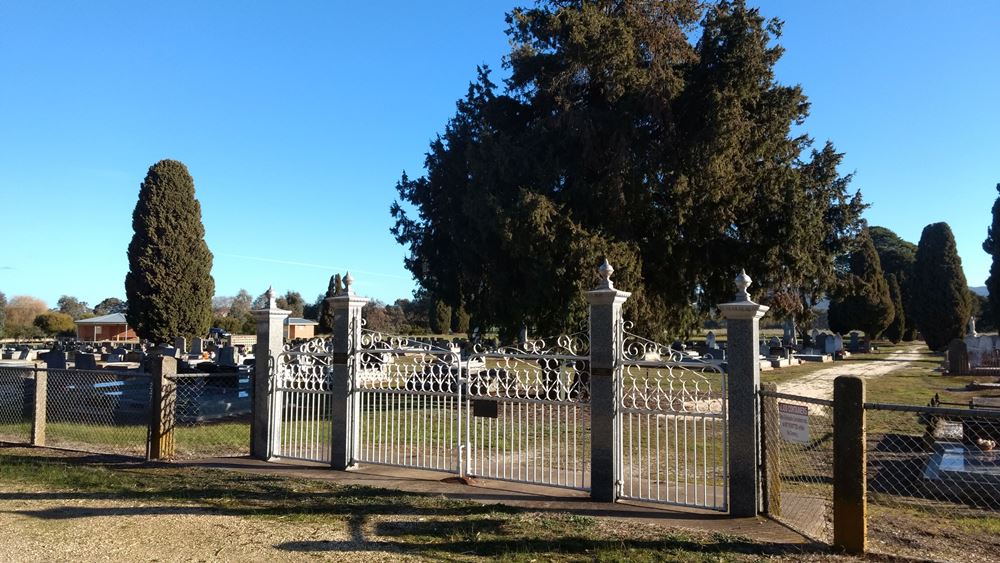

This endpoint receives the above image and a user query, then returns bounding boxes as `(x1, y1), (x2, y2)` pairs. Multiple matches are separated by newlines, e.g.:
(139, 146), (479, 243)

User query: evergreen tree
(869, 226), (918, 340)
(392, 1), (865, 340)
(93, 297), (127, 316)
(826, 229), (894, 342)
(318, 274), (338, 333)
(912, 222), (971, 350)
(0, 291), (6, 338)
(883, 274), (905, 344)
(451, 305), (470, 334)
(276, 291), (305, 318)
(983, 183), (1000, 328)
(125, 160), (215, 342)
(430, 299), (451, 334)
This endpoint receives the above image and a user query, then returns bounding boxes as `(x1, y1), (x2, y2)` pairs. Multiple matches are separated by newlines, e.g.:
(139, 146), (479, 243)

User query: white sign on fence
(778, 402), (810, 444)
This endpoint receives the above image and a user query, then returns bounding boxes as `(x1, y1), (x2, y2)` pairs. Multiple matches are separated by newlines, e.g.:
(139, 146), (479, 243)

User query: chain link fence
(169, 372), (251, 459)
(760, 387), (834, 543)
(0, 367), (34, 444)
(45, 368), (151, 457)
(866, 403), (1000, 557)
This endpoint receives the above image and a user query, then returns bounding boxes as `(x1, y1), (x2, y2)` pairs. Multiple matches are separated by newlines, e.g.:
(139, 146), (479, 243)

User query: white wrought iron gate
(271, 336), (337, 463)
(464, 334), (591, 490)
(618, 328), (729, 511)
(269, 325), (728, 509)
(355, 331), (462, 473)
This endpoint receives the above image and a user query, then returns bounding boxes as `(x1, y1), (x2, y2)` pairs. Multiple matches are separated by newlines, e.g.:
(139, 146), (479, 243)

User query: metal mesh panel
(760, 390), (834, 542)
(44, 369), (150, 457)
(866, 405), (1000, 556)
(170, 372), (251, 459)
(0, 367), (33, 444)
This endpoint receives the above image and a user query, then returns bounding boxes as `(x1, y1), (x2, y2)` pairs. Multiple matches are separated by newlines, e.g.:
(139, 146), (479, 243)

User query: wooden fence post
(833, 375), (866, 554)
(31, 367), (47, 446)
(760, 382), (781, 516)
(148, 356), (177, 460)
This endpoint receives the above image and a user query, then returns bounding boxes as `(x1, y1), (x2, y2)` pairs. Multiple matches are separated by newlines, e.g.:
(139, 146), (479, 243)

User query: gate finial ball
(735, 269), (752, 302)
(597, 259), (615, 289)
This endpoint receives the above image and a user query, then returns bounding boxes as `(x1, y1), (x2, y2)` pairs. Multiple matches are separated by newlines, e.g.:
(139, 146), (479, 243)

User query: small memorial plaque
(472, 399), (498, 419)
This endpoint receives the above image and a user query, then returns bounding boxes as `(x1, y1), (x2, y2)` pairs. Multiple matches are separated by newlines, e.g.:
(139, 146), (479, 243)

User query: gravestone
(759, 341), (770, 358)
(824, 335), (837, 355)
(706, 331), (718, 349)
(768, 336), (781, 349)
(218, 346), (238, 367)
(782, 320), (795, 346)
(849, 331), (860, 352)
(174, 336), (187, 354)
(191, 337), (204, 356)
(948, 339), (970, 375)
(834, 334), (844, 353)
(44, 350), (67, 369)
(125, 350), (145, 363)
(815, 333), (828, 354)
(75, 353), (98, 370)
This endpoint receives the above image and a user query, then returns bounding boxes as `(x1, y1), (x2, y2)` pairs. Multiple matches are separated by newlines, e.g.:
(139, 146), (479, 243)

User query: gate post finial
(719, 267), (769, 517)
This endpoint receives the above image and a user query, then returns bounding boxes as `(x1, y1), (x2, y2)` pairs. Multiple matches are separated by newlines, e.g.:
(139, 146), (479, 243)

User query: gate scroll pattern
(618, 322), (729, 511)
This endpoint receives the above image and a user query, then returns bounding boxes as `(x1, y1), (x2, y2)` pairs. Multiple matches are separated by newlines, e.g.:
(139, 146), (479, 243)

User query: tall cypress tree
(912, 222), (970, 350)
(826, 229), (894, 342)
(318, 274), (338, 333)
(125, 160), (215, 342)
(883, 273), (905, 344)
(983, 183), (1000, 328)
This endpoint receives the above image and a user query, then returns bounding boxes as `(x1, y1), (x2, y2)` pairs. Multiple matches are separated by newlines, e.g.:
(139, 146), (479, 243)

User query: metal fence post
(251, 287), (291, 460)
(148, 356), (177, 460)
(833, 375), (867, 554)
(328, 273), (368, 470)
(760, 382), (781, 516)
(31, 367), (47, 447)
(718, 270), (769, 517)
(585, 260), (630, 503)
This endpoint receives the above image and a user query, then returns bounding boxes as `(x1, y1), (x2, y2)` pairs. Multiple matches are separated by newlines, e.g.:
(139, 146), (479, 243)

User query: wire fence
(0, 367), (34, 444)
(45, 368), (151, 457)
(169, 372), (251, 459)
(760, 388), (834, 543)
(866, 403), (1000, 557)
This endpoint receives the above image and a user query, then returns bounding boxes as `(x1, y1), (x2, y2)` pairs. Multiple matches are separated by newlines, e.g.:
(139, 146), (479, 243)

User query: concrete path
(177, 457), (809, 546)
(777, 345), (926, 402)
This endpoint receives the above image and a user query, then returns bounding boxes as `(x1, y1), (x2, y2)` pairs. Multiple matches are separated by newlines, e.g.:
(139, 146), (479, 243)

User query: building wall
(76, 324), (138, 342)
(287, 324), (316, 340)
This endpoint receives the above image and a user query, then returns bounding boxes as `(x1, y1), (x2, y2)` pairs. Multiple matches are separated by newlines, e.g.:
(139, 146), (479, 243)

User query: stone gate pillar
(586, 260), (630, 502)
(251, 287), (290, 459)
(719, 270), (769, 517)
(328, 273), (368, 470)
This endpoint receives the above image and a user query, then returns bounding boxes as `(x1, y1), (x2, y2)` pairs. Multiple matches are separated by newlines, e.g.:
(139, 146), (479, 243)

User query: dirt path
(776, 345), (926, 402)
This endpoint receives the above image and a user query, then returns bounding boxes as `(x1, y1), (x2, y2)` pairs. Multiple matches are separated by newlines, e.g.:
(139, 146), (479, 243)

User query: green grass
(0, 446), (822, 561)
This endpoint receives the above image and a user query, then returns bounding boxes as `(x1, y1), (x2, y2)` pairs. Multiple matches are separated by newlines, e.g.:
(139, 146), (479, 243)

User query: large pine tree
(983, 183), (1000, 328)
(125, 160), (215, 342)
(392, 1), (865, 340)
(912, 222), (970, 350)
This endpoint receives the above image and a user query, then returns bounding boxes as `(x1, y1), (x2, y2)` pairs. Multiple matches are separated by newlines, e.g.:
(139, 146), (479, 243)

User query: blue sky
(1, 1), (998, 309)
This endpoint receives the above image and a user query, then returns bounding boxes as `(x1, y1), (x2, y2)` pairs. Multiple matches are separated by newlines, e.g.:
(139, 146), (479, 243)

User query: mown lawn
(0, 446), (833, 562)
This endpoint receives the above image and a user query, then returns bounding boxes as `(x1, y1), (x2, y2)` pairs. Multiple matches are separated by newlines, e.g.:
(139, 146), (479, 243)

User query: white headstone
(706, 331), (718, 349)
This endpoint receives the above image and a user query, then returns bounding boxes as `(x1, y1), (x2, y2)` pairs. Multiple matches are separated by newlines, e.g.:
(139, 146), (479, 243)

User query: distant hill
(971, 286), (989, 297)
